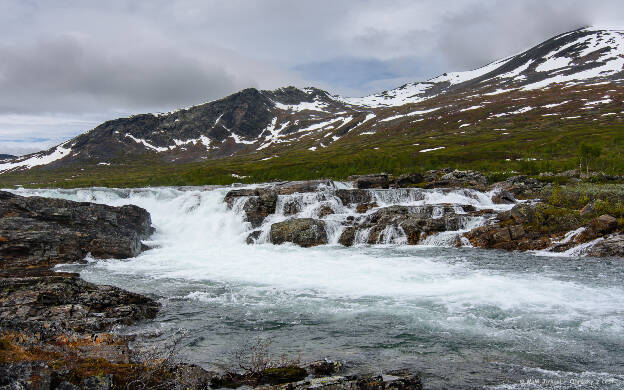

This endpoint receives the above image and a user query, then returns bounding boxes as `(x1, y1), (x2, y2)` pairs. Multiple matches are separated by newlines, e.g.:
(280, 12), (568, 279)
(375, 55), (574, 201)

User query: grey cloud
(1, 0), (623, 154)
(0, 36), (246, 114)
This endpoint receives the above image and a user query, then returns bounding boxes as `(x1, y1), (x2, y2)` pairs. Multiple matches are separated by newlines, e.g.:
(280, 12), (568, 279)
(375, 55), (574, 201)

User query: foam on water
(11, 186), (624, 389)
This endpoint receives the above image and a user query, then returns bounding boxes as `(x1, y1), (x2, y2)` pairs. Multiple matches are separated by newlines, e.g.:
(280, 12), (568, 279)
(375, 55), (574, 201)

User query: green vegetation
(1, 118), (624, 189)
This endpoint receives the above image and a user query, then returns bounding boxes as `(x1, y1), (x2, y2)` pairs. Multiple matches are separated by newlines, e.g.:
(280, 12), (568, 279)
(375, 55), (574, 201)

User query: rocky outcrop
(352, 174), (389, 189)
(0, 269), (159, 333)
(390, 173), (425, 188)
(0, 191), (170, 390)
(224, 181), (334, 227)
(270, 218), (328, 247)
(225, 188), (278, 227)
(339, 205), (471, 246)
(0, 191), (153, 268)
(430, 170), (487, 188)
(492, 175), (547, 198)
(586, 234), (624, 257)
(335, 189), (372, 206)
(491, 189), (516, 204)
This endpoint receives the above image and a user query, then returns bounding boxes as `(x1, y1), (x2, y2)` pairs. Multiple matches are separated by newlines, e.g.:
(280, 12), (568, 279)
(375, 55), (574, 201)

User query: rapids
(10, 186), (624, 389)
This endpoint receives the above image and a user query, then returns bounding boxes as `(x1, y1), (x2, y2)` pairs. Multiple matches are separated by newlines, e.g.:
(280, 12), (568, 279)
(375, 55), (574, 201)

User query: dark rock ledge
(0, 190), (423, 389)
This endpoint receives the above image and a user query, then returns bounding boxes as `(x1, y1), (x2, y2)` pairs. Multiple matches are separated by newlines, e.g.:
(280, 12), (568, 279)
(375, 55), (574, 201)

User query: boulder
(590, 214), (618, 234)
(424, 169), (487, 189)
(586, 234), (624, 257)
(0, 271), (159, 333)
(224, 188), (277, 227)
(270, 218), (328, 247)
(335, 189), (372, 206)
(0, 191), (153, 268)
(318, 205), (334, 218)
(338, 227), (356, 247)
(272, 180), (334, 195)
(353, 174), (389, 189)
(391, 173), (425, 188)
(356, 202), (378, 213)
(491, 189), (516, 204)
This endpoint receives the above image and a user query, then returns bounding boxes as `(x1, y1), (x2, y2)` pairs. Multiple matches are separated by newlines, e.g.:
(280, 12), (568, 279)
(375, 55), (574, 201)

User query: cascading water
(8, 186), (624, 390)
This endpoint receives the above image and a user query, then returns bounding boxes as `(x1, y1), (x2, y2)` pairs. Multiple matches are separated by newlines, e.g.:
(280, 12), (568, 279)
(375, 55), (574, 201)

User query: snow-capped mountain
(1, 27), (623, 174)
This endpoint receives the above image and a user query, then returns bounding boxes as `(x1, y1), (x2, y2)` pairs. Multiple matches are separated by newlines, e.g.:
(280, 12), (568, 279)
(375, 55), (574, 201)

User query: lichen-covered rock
(0, 271), (159, 333)
(270, 218), (328, 247)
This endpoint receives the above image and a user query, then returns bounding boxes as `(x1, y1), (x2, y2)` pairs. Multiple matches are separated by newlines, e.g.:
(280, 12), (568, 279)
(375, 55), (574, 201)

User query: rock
(338, 227), (356, 247)
(356, 202), (378, 213)
(494, 176), (545, 198)
(282, 199), (300, 215)
(590, 214), (618, 234)
(580, 202), (595, 217)
(391, 173), (424, 188)
(246, 230), (262, 244)
(586, 234), (624, 257)
(334, 189), (372, 206)
(224, 188), (277, 227)
(491, 189), (516, 204)
(308, 360), (343, 377)
(0, 191), (153, 268)
(82, 375), (113, 390)
(353, 174), (389, 189)
(561, 169), (580, 178)
(318, 205), (334, 218)
(341, 205), (465, 245)
(273, 180), (334, 195)
(425, 170), (487, 189)
(0, 272), (159, 333)
(270, 219), (328, 247)
(266, 372), (423, 390)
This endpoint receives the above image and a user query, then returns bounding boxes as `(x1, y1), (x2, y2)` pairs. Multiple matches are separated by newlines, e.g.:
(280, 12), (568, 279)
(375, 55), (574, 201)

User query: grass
(1, 113), (624, 189)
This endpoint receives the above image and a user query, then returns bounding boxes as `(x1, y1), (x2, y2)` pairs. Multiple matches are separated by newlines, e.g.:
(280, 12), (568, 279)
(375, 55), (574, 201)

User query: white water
(10, 186), (624, 389)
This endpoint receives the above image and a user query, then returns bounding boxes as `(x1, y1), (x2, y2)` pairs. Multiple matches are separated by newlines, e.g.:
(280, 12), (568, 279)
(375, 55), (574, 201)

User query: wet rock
(308, 360), (343, 377)
(224, 189), (278, 228)
(318, 205), (334, 218)
(270, 218), (328, 247)
(282, 199), (300, 215)
(335, 189), (372, 206)
(338, 227), (356, 247)
(491, 189), (516, 204)
(0, 191), (153, 268)
(273, 180), (334, 195)
(356, 202), (378, 213)
(246, 230), (262, 244)
(586, 234), (624, 257)
(353, 174), (389, 189)
(436, 169), (487, 188)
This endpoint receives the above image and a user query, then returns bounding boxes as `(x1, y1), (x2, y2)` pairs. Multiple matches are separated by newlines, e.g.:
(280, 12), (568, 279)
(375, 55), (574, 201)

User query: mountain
(0, 154), (15, 160)
(1, 27), (624, 186)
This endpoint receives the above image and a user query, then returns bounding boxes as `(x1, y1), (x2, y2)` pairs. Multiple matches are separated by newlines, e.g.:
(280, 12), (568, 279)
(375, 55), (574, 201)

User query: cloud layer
(1, 0), (623, 154)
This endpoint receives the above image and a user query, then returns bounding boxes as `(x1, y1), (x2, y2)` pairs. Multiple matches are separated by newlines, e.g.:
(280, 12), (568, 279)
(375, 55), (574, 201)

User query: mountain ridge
(1, 27), (623, 187)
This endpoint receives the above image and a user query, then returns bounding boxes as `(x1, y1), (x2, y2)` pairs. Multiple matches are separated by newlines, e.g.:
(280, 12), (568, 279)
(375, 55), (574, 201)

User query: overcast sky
(1, 0), (623, 155)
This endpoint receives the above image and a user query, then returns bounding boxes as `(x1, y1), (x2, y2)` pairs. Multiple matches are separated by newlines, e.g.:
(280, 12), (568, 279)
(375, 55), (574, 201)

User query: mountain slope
(1, 27), (624, 187)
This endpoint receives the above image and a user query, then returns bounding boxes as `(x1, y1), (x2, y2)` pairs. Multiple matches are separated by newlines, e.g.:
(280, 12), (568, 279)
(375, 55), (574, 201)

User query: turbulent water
(11, 186), (624, 389)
